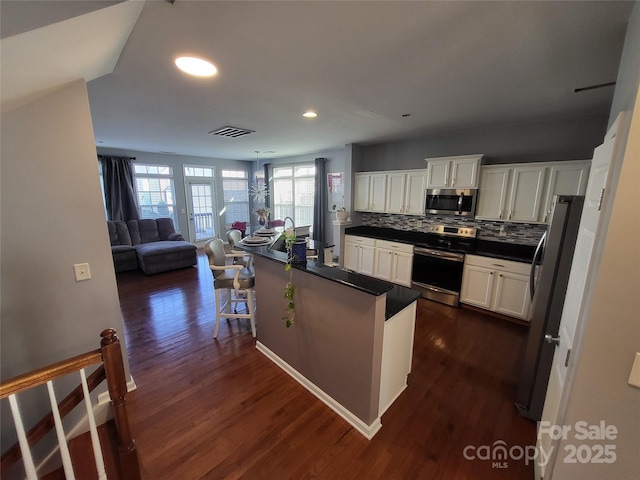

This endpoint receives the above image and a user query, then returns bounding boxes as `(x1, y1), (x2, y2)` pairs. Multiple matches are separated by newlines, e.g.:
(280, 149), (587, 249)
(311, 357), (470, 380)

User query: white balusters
(46, 380), (75, 480)
(80, 368), (107, 480)
(8, 394), (38, 480)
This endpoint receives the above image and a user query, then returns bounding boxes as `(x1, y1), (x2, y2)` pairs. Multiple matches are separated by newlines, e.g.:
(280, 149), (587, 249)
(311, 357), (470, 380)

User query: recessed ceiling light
(303, 111), (318, 118)
(175, 56), (217, 77)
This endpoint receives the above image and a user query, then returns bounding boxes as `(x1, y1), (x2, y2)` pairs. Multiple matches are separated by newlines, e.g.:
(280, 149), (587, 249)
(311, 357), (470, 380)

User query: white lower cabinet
(379, 301), (416, 416)
(461, 254), (532, 320)
(373, 240), (414, 287)
(345, 235), (413, 287)
(344, 235), (376, 276)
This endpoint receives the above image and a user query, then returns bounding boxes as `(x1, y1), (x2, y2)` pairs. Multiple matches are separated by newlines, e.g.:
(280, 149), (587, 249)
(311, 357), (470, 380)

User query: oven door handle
(414, 247), (464, 262)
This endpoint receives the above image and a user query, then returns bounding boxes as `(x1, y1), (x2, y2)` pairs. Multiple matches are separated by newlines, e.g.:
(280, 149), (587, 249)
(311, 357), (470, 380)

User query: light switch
(628, 352), (640, 389)
(74, 263), (91, 281)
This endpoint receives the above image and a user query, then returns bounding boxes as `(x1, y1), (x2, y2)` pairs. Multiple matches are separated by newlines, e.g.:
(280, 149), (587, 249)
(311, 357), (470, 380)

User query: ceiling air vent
(208, 126), (255, 138)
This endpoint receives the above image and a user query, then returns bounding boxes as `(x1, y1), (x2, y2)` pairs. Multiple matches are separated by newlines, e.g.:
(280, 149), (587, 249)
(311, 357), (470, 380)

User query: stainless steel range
(411, 225), (477, 307)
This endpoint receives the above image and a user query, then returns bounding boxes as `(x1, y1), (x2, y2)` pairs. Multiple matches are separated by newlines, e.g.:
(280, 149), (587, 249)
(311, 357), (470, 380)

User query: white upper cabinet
(356, 169), (426, 215)
(385, 172), (407, 214)
(476, 160), (591, 223)
(425, 155), (483, 189)
(369, 173), (388, 212)
(477, 164), (546, 222)
(353, 173), (371, 212)
(508, 165), (547, 222)
(475, 167), (511, 220)
(404, 170), (428, 215)
(540, 161), (591, 222)
(385, 169), (427, 215)
(354, 172), (387, 212)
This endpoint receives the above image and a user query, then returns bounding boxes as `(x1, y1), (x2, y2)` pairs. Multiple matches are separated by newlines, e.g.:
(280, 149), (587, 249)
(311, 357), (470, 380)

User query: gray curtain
(312, 158), (327, 242)
(98, 155), (140, 221)
(263, 163), (271, 208)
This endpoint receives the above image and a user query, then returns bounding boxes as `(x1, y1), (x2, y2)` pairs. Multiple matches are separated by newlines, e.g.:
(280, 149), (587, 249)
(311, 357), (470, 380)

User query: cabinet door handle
(499, 210), (503, 219)
(508, 210), (513, 220)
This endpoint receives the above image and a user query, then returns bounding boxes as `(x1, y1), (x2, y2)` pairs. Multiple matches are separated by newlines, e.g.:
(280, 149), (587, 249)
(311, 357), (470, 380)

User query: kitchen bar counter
(238, 241), (420, 318)
(345, 225), (536, 263)
(235, 239), (419, 439)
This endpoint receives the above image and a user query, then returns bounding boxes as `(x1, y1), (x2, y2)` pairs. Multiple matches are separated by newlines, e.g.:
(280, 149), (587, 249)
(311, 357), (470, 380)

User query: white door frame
(536, 112), (630, 479)
(184, 178), (217, 248)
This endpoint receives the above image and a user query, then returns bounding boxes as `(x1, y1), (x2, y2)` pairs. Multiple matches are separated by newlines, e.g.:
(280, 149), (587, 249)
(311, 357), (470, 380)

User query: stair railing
(0, 328), (140, 479)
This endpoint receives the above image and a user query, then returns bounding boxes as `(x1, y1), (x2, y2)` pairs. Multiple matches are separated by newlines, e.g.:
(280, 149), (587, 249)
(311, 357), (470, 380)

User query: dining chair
(226, 229), (252, 268)
(204, 238), (256, 338)
(231, 221), (247, 237)
(268, 219), (285, 228)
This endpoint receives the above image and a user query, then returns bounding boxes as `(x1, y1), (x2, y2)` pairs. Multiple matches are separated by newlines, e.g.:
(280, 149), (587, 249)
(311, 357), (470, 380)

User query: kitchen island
(235, 240), (420, 439)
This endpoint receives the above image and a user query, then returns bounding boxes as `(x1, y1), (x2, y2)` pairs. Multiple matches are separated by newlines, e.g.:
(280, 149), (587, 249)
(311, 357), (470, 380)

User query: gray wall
(359, 113), (607, 172)
(1, 80), (129, 444)
(253, 255), (384, 426)
(609, 1), (640, 128)
(551, 4), (640, 479)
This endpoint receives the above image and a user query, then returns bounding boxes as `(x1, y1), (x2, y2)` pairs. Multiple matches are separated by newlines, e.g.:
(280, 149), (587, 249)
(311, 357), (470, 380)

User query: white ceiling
(1, 0), (635, 161)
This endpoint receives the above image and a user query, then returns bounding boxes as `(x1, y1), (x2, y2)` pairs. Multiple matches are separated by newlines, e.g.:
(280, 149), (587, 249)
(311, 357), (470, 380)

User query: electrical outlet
(74, 263), (91, 281)
(417, 220), (423, 228)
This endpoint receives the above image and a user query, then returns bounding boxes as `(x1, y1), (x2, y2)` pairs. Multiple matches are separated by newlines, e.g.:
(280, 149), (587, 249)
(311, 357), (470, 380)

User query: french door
(186, 180), (216, 245)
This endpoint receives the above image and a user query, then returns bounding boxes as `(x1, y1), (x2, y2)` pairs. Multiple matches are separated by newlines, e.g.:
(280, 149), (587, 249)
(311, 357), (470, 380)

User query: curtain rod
(98, 155), (136, 160)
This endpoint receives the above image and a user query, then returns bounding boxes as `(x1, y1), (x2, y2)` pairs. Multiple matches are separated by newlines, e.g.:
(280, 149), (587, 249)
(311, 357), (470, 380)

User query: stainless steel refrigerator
(516, 195), (585, 421)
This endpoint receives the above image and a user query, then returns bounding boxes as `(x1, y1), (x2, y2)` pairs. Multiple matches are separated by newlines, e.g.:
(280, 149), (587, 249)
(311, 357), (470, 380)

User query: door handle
(544, 334), (560, 346)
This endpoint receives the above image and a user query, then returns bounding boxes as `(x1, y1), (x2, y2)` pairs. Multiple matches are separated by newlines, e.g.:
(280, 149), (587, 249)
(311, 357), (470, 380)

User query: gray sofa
(107, 218), (197, 274)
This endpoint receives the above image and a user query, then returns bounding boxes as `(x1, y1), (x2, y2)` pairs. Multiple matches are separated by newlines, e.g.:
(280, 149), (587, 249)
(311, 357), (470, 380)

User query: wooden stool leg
(247, 289), (256, 338)
(214, 288), (222, 338)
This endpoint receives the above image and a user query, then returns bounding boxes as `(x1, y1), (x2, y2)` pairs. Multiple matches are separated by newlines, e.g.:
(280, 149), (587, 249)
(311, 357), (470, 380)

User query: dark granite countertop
(345, 226), (536, 263)
(474, 239), (536, 263)
(235, 241), (420, 320)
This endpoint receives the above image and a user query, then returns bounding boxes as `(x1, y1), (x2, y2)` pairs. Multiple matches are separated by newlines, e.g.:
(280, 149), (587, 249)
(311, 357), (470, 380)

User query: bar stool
(204, 238), (256, 338)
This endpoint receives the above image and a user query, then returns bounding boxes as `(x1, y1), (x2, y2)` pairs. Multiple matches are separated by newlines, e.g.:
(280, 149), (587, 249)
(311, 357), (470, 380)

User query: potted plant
(335, 207), (348, 222)
(282, 229), (297, 328)
(254, 207), (270, 226)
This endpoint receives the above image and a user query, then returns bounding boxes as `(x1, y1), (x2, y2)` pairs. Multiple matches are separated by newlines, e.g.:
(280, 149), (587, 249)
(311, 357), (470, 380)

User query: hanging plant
(282, 230), (296, 328)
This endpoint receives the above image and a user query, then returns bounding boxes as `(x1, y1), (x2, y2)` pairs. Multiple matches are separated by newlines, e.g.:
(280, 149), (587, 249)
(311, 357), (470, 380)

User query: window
(134, 163), (177, 225)
(221, 170), (249, 226)
(272, 164), (315, 230)
(184, 166), (214, 178)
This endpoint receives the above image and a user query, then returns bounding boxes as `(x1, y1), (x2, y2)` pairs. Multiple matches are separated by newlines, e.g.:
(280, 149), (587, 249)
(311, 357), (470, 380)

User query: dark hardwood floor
(116, 251), (536, 479)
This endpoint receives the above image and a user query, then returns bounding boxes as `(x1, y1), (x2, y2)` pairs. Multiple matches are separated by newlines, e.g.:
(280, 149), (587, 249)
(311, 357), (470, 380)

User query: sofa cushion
(156, 218), (178, 240)
(111, 244), (136, 254)
(112, 248), (138, 273)
(135, 240), (195, 257)
(107, 220), (132, 246)
(127, 219), (161, 244)
(135, 240), (197, 275)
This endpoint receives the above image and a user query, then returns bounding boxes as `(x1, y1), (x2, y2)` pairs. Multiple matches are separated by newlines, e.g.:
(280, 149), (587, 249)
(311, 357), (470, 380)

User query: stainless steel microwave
(425, 188), (478, 217)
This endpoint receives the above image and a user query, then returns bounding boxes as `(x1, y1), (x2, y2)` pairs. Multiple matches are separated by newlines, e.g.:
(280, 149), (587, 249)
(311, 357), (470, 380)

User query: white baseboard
(255, 342), (382, 440)
(96, 376), (137, 406)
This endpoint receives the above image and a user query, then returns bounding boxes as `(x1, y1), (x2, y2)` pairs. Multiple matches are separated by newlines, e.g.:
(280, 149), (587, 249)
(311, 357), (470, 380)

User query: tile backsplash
(361, 213), (546, 246)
